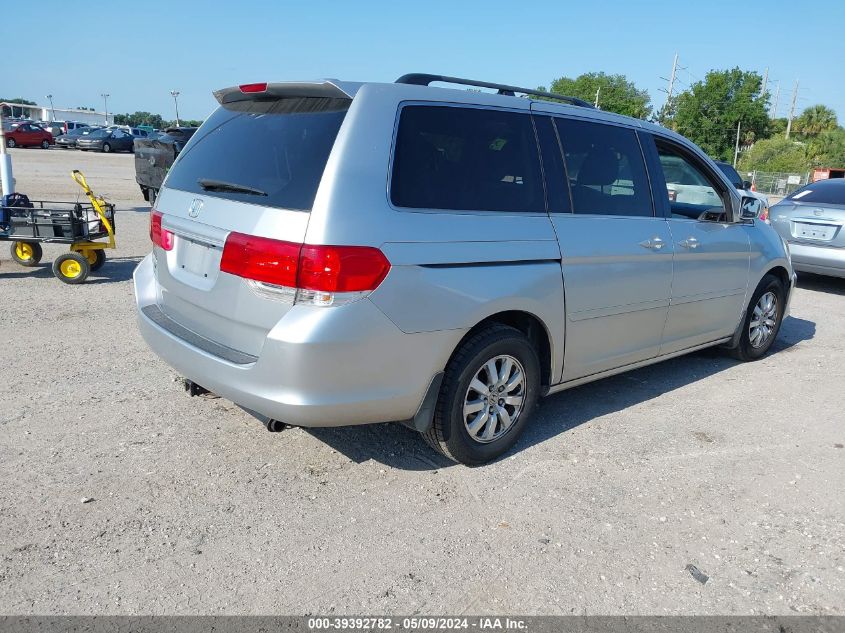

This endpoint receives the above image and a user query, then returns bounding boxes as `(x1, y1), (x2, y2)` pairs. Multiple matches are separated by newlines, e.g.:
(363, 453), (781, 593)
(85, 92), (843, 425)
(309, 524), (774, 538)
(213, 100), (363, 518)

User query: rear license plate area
(172, 236), (220, 288)
(794, 222), (836, 241)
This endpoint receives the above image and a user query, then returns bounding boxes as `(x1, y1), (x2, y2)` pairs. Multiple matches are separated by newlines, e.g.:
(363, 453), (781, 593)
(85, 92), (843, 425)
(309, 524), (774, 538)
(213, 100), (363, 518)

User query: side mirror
(743, 180), (753, 190)
(740, 196), (762, 220)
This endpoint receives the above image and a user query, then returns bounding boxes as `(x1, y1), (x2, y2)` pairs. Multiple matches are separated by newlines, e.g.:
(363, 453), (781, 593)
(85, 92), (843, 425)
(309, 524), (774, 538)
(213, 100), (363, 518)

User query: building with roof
(1, 102), (113, 126)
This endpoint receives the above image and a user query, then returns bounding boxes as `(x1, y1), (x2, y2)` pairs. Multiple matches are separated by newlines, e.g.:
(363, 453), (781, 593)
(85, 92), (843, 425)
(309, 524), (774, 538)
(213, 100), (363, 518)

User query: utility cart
(0, 170), (116, 284)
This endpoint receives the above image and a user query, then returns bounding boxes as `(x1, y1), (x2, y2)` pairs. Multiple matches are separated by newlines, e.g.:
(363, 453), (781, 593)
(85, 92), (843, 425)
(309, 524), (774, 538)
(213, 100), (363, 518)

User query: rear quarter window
(391, 105), (544, 213)
(164, 97), (349, 211)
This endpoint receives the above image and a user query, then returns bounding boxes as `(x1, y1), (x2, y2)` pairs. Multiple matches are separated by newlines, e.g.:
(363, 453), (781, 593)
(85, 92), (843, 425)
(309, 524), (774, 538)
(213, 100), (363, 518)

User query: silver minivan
(134, 74), (796, 465)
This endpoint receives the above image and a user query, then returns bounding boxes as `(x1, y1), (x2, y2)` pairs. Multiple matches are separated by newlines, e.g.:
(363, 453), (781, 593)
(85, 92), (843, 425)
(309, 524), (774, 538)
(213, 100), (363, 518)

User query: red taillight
(239, 82), (268, 93)
(149, 210), (174, 251)
(220, 233), (300, 287)
(299, 244), (391, 292)
(220, 232), (390, 294)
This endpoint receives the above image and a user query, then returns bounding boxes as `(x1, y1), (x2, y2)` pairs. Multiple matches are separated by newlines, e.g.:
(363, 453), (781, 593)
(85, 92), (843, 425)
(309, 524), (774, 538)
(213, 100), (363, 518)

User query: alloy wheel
(749, 291), (778, 348)
(463, 354), (526, 444)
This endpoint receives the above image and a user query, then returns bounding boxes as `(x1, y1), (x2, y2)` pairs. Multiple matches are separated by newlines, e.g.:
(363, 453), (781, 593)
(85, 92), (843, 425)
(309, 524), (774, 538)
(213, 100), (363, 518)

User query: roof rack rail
(395, 73), (595, 109)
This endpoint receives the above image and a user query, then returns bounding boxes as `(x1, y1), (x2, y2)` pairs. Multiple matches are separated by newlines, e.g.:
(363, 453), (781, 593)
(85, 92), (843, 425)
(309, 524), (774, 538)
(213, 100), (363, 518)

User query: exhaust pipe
(265, 419), (288, 432)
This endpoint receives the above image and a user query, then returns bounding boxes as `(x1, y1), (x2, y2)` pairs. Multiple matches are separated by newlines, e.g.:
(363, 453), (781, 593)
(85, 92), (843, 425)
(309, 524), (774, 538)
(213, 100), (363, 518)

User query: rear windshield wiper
(197, 178), (268, 197)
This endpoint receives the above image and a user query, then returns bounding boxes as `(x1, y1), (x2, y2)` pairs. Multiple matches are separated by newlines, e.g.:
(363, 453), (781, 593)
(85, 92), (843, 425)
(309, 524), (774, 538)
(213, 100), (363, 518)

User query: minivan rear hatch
(151, 83), (351, 358)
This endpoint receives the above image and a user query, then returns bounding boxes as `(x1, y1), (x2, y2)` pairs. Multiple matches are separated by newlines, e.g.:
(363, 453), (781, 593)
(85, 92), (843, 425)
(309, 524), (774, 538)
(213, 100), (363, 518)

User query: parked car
(76, 128), (135, 153)
(770, 177), (845, 278)
(50, 121), (92, 134)
(715, 161), (770, 221)
(55, 127), (96, 149)
(40, 122), (66, 137)
(134, 75), (795, 465)
(133, 127), (198, 202)
(2, 119), (31, 132)
(4, 123), (53, 148)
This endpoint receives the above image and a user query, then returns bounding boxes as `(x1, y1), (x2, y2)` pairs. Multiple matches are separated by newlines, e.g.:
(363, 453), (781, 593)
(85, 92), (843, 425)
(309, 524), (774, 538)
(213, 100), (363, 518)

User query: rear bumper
(785, 269), (797, 317)
(133, 254), (459, 427)
(788, 242), (845, 279)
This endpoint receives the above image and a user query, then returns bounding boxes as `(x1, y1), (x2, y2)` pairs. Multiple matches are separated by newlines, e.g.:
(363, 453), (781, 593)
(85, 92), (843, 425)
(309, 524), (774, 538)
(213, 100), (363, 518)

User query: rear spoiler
(213, 80), (357, 105)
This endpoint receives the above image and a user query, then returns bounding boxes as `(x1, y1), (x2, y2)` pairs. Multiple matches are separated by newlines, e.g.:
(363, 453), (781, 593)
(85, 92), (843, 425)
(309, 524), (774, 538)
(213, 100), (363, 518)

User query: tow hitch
(182, 378), (213, 398)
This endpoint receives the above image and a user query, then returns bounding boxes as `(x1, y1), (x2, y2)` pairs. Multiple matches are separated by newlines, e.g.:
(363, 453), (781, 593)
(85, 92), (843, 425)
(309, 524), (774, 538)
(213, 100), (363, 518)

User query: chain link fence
(745, 170), (811, 196)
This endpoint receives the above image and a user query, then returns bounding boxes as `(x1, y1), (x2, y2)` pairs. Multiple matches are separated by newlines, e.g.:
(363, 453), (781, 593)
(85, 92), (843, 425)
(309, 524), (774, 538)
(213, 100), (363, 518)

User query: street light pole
(101, 93), (110, 125)
(46, 94), (56, 121)
(170, 91), (181, 126)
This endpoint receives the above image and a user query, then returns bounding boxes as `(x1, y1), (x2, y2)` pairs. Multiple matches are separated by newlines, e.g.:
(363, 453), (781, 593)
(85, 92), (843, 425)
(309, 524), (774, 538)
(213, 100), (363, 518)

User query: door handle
(679, 237), (699, 249)
(639, 236), (665, 251)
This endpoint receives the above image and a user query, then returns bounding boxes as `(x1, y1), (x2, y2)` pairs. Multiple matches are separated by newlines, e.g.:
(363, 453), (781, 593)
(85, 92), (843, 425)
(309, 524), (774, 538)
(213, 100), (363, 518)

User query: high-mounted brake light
(149, 210), (174, 251)
(239, 83), (268, 94)
(220, 232), (390, 306)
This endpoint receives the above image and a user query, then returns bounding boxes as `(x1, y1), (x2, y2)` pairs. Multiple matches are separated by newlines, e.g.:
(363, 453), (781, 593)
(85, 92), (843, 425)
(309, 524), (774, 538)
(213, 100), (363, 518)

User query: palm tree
(795, 105), (838, 137)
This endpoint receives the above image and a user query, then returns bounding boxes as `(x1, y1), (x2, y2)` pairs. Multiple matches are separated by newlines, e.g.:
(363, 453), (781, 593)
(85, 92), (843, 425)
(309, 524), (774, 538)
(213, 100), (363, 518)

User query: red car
(4, 123), (54, 149)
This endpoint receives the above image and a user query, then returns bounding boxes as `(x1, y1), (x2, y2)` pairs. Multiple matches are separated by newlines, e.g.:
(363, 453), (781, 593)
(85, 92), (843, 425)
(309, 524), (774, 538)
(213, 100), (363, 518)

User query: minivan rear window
(391, 105), (544, 213)
(165, 97), (349, 211)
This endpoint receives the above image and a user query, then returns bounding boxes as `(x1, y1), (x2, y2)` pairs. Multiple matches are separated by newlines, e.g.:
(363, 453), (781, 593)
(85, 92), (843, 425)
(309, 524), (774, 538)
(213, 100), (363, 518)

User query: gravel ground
(0, 148), (843, 615)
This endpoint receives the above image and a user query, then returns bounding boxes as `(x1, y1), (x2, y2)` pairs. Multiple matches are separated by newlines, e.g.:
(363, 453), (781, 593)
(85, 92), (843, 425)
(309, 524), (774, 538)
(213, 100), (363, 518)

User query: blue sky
(5, 0), (843, 122)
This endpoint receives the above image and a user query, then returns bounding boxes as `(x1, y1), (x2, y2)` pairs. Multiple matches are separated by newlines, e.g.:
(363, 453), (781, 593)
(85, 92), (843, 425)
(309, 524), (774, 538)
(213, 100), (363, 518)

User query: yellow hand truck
(0, 170), (116, 284)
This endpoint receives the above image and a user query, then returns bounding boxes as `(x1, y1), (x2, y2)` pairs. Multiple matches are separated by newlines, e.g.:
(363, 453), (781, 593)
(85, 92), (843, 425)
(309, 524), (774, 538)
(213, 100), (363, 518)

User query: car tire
(40, 139), (50, 149)
(727, 274), (785, 361)
(6, 138), (15, 148)
(102, 143), (111, 153)
(423, 324), (540, 465)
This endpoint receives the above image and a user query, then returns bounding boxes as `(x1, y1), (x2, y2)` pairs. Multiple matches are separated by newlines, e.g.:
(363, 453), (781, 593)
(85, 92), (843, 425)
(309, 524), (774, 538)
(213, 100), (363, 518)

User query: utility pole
(45, 94), (56, 121)
(657, 53), (680, 125)
(170, 90), (181, 126)
(666, 53), (679, 102)
(594, 86), (600, 108)
(785, 80), (799, 139)
(101, 93), (110, 125)
(733, 119), (742, 167)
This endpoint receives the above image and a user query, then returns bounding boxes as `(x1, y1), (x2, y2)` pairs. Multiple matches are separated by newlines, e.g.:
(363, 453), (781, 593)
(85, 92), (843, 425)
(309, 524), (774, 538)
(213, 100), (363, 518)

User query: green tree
(738, 137), (808, 173)
(543, 72), (652, 119)
(114, 111), (166, 128)
(806, 127), (845, 167)
(795, 104), (838, 137)
(0, 97), (37, 105)
(673, 68), (769, 161)
(655, 96), (677, 127)
(769, 117), (788, 136)
(168, 119), (203, 128)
